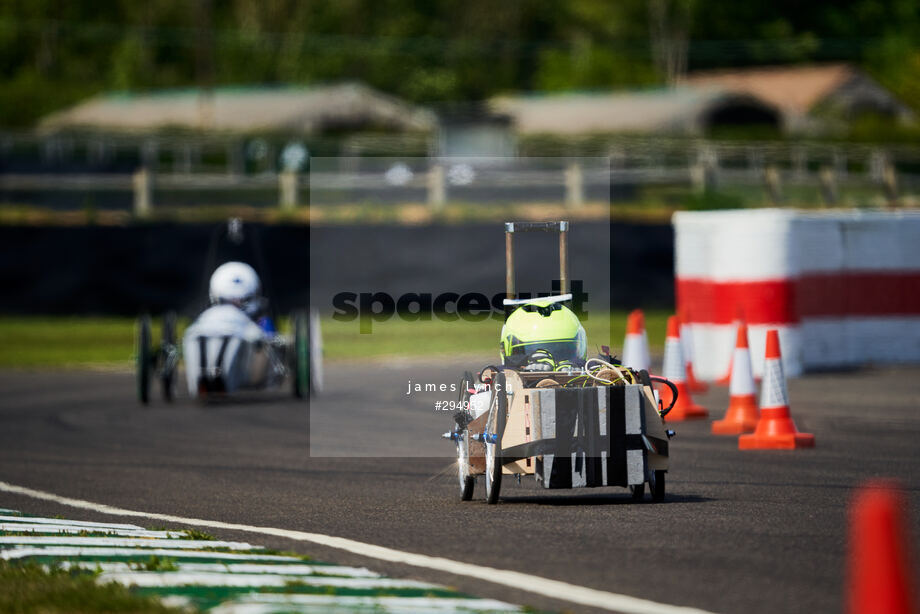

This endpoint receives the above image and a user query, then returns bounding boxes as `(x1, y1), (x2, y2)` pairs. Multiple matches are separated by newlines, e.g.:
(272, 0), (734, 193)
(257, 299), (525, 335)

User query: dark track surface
(1, 363), (919, 614)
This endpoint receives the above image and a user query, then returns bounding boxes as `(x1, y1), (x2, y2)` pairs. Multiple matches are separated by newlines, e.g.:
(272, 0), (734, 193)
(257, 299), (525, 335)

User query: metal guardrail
(0, 174), (133, 190)
(0, 173), (286, 191)
(0, 161), (915, 214)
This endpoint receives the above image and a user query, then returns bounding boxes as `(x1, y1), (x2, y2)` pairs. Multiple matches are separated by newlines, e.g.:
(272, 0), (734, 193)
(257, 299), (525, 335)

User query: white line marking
(159, 596), (194, 610)
(96, 570), (439, 590)
(61, 561), (381, 577)
(0, 514), (142, 530)
(0, 523), (185, 538)
(210, 594), (523, 613)
(0, 546), (298, 562)
(0, 480), (718, 614)
(0, 536), (252, 549)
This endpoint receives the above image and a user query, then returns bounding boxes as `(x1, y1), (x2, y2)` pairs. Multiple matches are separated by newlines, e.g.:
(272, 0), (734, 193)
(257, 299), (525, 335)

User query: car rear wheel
(160, 311), (177, 402)
(484, 372), (507, 505)
(650, 470), (666, 502)
(629, 483), (646, 501)
(308, 309), (323, 395)
(136, 314), (152, 405)
(292, 310), (309, 399)
(456, 371), (475, 501)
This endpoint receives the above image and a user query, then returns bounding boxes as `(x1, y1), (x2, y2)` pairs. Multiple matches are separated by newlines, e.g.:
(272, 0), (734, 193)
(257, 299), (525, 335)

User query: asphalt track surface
(1, 361), (919, 614)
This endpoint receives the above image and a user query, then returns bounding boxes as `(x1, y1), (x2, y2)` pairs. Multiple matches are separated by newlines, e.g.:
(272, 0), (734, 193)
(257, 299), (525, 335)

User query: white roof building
(490, 88), (781, 136)
(40, 83), (437, 134)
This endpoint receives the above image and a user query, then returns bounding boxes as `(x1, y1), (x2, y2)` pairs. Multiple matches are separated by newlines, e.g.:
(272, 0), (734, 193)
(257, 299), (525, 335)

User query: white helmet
(209, 262), (263, 316)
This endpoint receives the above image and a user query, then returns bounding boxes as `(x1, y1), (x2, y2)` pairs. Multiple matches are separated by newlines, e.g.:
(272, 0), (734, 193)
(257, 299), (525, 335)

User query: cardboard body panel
(464, 370), (668, 489)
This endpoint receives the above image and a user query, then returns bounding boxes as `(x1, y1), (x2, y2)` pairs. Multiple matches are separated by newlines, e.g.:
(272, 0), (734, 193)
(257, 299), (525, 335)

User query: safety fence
(675, 208), (920, 378)
(2, 132), (920, 212)
(0, 222), (674, 315)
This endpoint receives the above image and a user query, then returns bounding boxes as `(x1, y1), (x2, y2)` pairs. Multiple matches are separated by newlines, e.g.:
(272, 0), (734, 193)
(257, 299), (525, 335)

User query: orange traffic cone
(659, 315), (708, 421)
(679, 311), (708, 393)
(847, 480), (917, 614)
(622, 309), (650, 372)
(712, 322), (759, 435)
(739, 329), (814, 449)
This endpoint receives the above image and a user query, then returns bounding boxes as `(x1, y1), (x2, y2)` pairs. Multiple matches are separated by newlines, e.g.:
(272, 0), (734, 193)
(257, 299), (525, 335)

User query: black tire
(484, 372), (507, 504)
(650, 470), (666, 502)
(292, 310), (309, 399)
(458, 446), (475, 501)
(649, 374), (679, 417)
(160, 311), (177, 402)
(629, 483), (646, 501)
(308, 309), (323, 394)
(456, 371), (475, 501)
(136, 315), (152, 405)
(638, 370), (666, 502)
(638, 369), (652, 388)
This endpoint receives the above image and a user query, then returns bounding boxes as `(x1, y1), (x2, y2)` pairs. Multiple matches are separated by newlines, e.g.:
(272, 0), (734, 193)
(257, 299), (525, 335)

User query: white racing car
(135, 220), (322, 403)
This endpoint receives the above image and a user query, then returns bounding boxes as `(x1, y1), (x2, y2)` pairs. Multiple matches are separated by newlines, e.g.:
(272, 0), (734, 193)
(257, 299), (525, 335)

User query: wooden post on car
(505, 229), (515, 301)
(504, 221), (568, 309)
(559, 224), (568, 295)
(133, 167), (153, 218)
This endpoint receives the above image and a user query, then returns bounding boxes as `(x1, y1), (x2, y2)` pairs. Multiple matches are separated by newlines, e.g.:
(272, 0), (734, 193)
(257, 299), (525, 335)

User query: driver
(208, 261), (275, 333)
(500, 299), (587, 371)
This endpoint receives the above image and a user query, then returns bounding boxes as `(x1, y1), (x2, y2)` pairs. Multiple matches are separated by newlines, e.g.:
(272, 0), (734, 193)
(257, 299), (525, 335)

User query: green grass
(321, 310), (669, 360)
(180, 528), (216, 541)
(0, 317), (147, 368)
(0, 530), (121, 538)
(131, 556), (179, 572)
(0, 311), (671, 368)
(0, 560), (187, 614)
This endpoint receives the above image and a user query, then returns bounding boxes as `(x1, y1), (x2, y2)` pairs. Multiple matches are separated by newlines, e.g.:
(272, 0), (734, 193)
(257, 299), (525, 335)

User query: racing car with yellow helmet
(446, 222), (676, 504)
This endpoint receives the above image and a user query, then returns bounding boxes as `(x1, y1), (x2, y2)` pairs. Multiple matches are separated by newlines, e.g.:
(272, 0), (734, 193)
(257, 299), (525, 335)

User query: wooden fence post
(819, 165), (838, 207)
(564, 162), (584, 209)
(428, 164), (446, 211)
(280, 171), (298, 211)
(133, 167), (153, 217)
(765, 165), (783, 205)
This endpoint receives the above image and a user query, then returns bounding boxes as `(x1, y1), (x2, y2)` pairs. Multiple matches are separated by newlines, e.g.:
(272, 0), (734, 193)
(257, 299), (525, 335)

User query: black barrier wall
(0, 222), (673, 315)
(0, 224), (309, 316)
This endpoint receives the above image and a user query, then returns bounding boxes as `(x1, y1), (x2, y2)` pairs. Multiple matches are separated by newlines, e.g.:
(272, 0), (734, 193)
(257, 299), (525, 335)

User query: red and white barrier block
(674, 209), (920, 379)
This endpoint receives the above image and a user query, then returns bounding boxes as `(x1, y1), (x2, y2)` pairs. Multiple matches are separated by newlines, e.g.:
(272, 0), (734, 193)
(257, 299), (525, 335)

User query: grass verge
(0, 311), (670, 368)
(0, 317), (152, 368)
(0, 560), (187, 614)
(320, 310), (669, 360)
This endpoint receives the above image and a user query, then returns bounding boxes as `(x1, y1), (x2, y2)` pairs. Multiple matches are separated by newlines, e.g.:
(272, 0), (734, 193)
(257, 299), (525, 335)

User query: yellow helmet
(500, 300), (587, 369)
